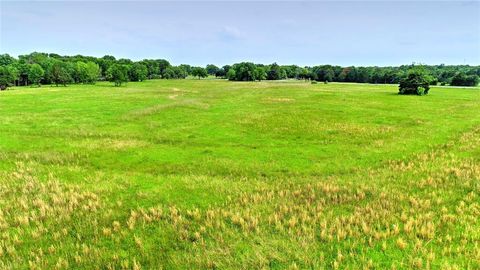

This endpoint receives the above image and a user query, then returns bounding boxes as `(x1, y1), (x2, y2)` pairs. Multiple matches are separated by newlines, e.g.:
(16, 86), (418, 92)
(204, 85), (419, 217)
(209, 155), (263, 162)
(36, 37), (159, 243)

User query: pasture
(0, 80), (479, 269)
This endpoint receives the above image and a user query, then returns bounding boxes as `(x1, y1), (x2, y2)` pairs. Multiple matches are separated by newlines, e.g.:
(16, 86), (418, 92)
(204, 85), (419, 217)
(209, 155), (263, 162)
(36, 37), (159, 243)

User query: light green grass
(0, 80), (479, 269)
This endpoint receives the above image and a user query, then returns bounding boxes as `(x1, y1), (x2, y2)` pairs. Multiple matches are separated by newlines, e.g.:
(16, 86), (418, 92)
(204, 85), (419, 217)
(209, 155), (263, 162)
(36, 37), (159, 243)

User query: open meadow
(0, 80), (479, 269)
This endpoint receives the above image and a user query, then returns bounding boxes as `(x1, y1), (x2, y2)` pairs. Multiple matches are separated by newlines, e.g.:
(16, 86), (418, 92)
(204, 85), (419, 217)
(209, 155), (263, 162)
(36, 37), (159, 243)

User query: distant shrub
(440, 82), (446, 86)
(311, 81), (317, 84)
(417, 86), (426, 96)
(398, 69), (430, 95)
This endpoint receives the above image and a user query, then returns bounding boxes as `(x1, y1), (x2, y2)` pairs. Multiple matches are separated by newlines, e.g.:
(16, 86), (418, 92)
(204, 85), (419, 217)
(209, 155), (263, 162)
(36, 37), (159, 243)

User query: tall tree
(267, 63), (286, 80)
(0, 54), (16, 66)
(106, 64), (128, 86)
(28, 63), (44, 87)
(254, 67), (267, 81)
(156, 59), (171, 78)
(85, 61), (100, 84)
(206, 64), (219, 76)
(51, 61), (72, 86)
(0, 66), (18, 90)
(191, 67), (208, 79)
(75, 62), (88, 83)
(129, 63), (148, 82)
(230, 62), (256, 81)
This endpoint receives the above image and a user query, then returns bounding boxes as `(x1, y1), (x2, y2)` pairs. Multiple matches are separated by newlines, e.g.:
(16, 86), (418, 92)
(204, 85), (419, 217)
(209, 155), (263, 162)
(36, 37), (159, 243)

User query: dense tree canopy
(399, 68), (430, 95)
(191, 67), (208, 79)
(266, 63), (287, 80)
(129, 63), (148, 82)
(0, 52), (478, 89)
(28, 64), (45, 87)
(76, 61), (100, 84)
(164, 66), (188, 79)
(106, 64), (128, 86)
(229, 62), (257, 81)
(206, 64), (219, 76)
(450, 72), (479, 87)
(0, 67), (14, 90)
(51, 61), (72, 86)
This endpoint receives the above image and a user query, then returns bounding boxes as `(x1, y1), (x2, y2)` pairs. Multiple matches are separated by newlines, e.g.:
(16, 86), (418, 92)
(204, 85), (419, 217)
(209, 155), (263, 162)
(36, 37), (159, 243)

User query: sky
(1, 1), (479, 66)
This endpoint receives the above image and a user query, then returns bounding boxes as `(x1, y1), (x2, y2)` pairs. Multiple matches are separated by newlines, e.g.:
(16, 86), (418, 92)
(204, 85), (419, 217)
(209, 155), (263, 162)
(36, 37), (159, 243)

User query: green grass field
(0, 80), (479, 269)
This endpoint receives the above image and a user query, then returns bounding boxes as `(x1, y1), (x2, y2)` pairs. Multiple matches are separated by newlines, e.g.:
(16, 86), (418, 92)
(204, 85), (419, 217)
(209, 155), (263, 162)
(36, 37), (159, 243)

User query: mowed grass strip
(0, 80), (479, 269)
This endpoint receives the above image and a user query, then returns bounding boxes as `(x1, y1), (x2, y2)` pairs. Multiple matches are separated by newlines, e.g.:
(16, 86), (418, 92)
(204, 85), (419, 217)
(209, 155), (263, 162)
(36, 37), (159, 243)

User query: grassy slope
(0, 80), (479, 269)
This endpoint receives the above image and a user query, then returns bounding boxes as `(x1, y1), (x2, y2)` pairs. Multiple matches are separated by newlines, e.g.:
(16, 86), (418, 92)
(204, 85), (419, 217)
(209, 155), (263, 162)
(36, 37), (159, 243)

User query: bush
(417, 86), (426, 96)
(398, 69), (430, 95)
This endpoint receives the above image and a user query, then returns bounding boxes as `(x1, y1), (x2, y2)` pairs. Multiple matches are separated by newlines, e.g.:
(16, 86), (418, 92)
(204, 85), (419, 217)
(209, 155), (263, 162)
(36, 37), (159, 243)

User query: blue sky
(1, 1), (479, 66)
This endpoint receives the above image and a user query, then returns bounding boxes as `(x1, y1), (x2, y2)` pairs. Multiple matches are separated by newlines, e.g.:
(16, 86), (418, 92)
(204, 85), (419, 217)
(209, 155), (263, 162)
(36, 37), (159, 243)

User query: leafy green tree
(98, 55), (116, 77)
(206, 64), (219, 76)
(191, 67), (208, 79)
(8, 66), (19, 86)
(3, 52), (480, 87)
(28, 63), (45, 87)
(398, 68), (430, 95)
(163, 67), (175, 79)
(163, 66), (187, 79)
(41, 58), (55, 84)
(173, 66), (188, 79)
(141, 60), (159, 79)
(179, 64), (192, 75)
(85, 62), (100, 84)
(266, 63), (286, 80)
(282, 65), (300, 79)
(75, 62), (88, 83)
(222, 65), (231, 74)
(129, 63), (148, 81)
(298, 68), (311, 81)
(16, 63), (30, 86)
(215, 68), (226, 78)
(0, 66), (18, 90)
(156, 59), (171, 78)
(369, 68), (385, 84)
(383, 68), (398, 84)
(117, 58), (133, 65)
(450, 72), (479, 86)
(324, 69), (334, 82)
(226, 69), (236, 81)
(0, 54), (16, 66)
(51, 61), (72, 86)
(75, 61), (100, 84)
(106, 64), (128, 86)
(254, 67), (267, 81)
(345, 67), (358, 82)
(0, 67), (9, 90)
(312, 65), (335, 82)
(230, 62), (256, 81)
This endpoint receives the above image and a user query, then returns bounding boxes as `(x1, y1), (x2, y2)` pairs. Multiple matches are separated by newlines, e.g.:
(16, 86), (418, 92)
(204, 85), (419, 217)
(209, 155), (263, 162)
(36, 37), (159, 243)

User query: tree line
(0, 52), (479, 90)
